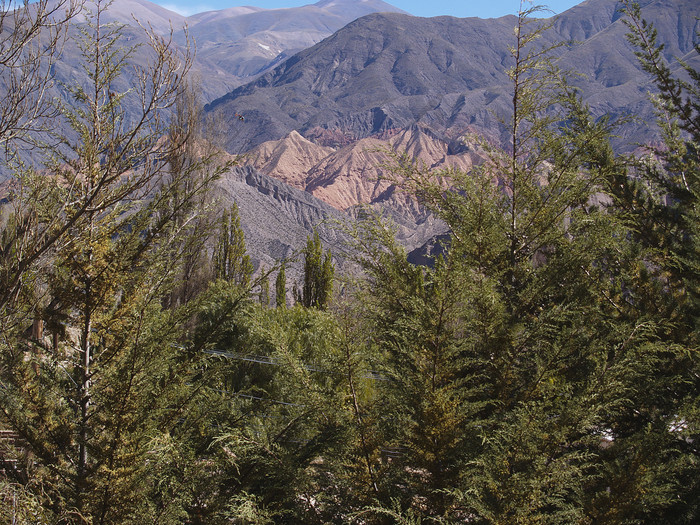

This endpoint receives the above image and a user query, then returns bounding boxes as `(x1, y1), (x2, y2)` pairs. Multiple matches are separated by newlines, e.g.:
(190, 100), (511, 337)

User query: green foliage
(0, 480), (58, 524)
(213, 203), (254, 286)
(301, 231), (335, 309)
(355, 498), (429, 525)
(620, 0), (700, 337)
(589, 2), (700, 520)
(221, 492), (275, 524)
(354, 3), (700, 522)
(1, 1), (699, 523)
(163, 80), (229, 308)
(355, 225), (482, 517)
(197, 298), (361, 522)
(0, 3), (227, 522)
(367, 6), (623, 520)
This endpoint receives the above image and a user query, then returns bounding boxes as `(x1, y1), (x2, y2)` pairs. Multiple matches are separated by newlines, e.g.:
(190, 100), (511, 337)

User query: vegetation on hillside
(0, 0), (698, 523)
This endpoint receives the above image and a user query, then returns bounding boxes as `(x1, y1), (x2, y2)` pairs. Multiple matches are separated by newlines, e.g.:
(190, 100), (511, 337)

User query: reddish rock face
(244, 126), (485, 211)
(244, 130), (335, 189)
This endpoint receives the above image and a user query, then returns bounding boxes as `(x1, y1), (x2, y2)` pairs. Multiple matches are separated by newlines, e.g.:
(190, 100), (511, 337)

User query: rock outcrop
(245, 130), (335, 189)
(242, 125), (483, 211)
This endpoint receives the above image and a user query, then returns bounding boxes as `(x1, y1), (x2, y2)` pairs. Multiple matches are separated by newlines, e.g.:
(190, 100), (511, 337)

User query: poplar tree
(213, 203), (254, 287)
(258, 266), (270, 306)
(162, 80), (231, 309)
(275, 261), (287, 308)
(301, 231), (334, 309)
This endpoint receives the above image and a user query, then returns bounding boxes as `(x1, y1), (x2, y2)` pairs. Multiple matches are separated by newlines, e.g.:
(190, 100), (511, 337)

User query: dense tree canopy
(0, 0), (698, 523)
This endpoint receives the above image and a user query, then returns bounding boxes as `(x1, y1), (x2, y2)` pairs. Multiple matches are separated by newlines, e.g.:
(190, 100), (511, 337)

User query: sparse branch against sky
(153, 0), (582, 19)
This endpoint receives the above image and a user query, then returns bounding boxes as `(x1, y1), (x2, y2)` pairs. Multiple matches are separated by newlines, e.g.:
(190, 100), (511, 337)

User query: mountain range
(10, 0), (700, 273)
(50, 0), (406, 101)
(179, 0), (406, 89)
(206, 0), (699, 154)
(201, 0), (696, 257)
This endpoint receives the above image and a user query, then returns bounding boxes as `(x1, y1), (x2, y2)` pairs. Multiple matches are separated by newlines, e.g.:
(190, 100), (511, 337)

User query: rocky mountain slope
(213, 159), (446, 279)
(206, 12), (516, 151)
(244, 130), (336, 189)
(53, 0), (186, 33)
(206, 0), (699, 153)
(306, 125), (480, 210)
(238, 125), (480, 259)
(215, 164), (352, 273)
(207, 0), (698, 268)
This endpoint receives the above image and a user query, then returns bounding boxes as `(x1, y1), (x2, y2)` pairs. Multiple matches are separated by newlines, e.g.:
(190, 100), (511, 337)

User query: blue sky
(154, 1), (583, 19)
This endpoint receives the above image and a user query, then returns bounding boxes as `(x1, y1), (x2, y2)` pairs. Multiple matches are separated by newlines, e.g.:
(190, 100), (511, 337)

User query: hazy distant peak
(47, 0), (186, 33)
(185, 5), (265, 25)
(313, 0), (409, 16)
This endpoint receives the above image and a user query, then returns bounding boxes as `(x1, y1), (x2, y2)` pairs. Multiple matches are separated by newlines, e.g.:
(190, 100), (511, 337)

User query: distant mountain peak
(313, 0), (406, 9)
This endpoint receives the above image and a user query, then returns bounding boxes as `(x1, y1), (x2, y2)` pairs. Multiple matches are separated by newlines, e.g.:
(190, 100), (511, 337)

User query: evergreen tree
(352, 220), (477, 517)
(0, 3), (226, 521)
(576, 2), (700, 521)
(620, 0), (700, 339)
(360, 3), (651, 520)
(195, 294), (356, 522)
